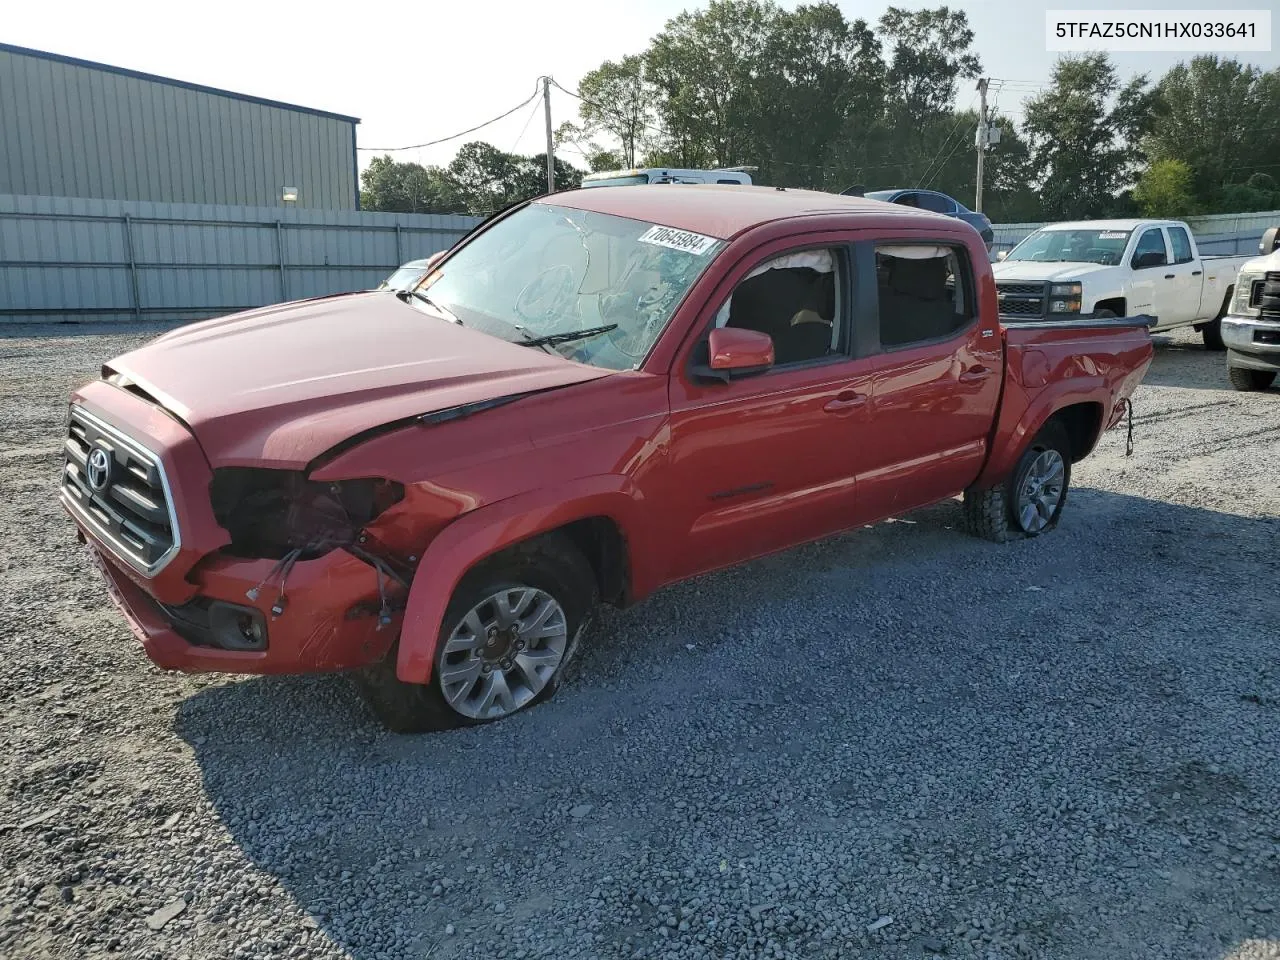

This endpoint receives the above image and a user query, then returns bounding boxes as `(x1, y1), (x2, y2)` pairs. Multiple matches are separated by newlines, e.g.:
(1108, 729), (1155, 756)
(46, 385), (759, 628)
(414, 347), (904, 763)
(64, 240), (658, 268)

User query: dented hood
(107, 292), (613, 468)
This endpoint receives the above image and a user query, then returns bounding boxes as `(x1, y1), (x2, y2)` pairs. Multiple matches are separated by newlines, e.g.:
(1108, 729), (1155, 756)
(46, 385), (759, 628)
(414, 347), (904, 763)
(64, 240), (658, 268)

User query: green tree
(436, 142), (583, 217)
(1022, 54), (1155, 219)
(577, 56), (655, 168)
(878, 5), (980, 125)
(645, 0), (776, 169)
(359, 155), (453, 213)
(1146, 57), (1280, 211)
(755, 3), (884, 190)
(1133, 158), (1198, 218)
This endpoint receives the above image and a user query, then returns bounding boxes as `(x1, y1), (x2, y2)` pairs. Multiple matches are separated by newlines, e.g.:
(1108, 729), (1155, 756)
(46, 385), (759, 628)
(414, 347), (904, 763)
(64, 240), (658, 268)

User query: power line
(913, 91), (979, 188)
(509, 96), (542, 154)
(358, 84), (541, 152)
(550, 78), (668, 141)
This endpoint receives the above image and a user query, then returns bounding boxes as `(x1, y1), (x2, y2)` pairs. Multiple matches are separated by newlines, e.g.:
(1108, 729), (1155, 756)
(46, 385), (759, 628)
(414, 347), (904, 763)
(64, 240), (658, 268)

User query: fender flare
(973, 376), (1108, 490)
(394, 475), (649, 684)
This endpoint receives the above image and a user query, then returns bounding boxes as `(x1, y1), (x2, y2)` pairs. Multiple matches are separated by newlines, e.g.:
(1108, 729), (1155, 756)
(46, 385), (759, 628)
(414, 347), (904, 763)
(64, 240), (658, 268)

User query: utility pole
(975, 77), (989, 214)
(543, 76), (555, 195)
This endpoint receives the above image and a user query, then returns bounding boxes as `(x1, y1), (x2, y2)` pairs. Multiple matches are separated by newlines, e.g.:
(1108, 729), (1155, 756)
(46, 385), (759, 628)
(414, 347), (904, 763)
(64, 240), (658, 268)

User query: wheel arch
(1047, 401), (1104, 463)
(1093, 295), (1126, 317)
(394, 478), (650, 684)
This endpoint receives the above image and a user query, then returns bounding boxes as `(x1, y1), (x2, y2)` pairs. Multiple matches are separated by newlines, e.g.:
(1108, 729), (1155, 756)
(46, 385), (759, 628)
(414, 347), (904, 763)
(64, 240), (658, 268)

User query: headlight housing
(1049, 282), (1082, 314)
(1232, 272), (1262, 317)
(209, 468), (403, 559)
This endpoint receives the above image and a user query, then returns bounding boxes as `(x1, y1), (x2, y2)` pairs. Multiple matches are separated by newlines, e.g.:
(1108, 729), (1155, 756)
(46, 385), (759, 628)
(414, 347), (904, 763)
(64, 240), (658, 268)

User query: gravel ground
(1, 323), (1277, 960)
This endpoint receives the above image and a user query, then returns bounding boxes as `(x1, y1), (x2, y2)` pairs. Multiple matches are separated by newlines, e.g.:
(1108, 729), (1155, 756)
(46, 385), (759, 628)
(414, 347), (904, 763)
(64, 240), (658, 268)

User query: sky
(6, 0), (1278, 174)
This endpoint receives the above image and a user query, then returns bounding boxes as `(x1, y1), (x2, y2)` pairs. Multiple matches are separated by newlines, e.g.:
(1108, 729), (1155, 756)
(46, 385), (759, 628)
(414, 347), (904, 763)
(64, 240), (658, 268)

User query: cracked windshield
(411, 203), (724, 370)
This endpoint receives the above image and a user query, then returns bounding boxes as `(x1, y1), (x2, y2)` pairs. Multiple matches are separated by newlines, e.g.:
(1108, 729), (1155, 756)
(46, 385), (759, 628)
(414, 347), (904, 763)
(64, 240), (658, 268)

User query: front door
(857, 240), (1004, 517)
(1163, 225), (1203, 323)
(1131, 226), (1176, 327)
(661, 239), (876, 581)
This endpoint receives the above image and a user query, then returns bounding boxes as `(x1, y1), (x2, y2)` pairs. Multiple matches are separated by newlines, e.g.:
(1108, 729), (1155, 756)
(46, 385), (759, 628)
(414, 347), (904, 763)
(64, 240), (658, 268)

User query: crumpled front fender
(394, 475), (651, 684)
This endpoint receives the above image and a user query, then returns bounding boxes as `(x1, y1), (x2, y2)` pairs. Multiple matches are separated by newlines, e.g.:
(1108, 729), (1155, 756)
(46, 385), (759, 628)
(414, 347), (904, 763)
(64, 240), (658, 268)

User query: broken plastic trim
(417, 392), (535, 425)
(306, 386), (556, 472)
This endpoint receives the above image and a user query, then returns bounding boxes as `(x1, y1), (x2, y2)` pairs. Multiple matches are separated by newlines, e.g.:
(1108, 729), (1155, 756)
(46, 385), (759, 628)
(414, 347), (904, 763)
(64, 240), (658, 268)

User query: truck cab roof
(1035, 219), (1188, 233)
(542, 183), (958, 241)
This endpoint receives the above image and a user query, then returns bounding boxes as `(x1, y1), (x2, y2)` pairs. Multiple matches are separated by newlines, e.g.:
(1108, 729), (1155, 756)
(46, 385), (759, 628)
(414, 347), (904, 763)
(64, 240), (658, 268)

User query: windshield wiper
(395, 288), (461, 324)
(515, 324), (618, 348)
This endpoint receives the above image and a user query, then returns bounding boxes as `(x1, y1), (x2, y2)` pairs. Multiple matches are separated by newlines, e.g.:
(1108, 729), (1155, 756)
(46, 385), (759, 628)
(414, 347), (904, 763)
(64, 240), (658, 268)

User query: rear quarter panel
(973, 321), (1153, 489)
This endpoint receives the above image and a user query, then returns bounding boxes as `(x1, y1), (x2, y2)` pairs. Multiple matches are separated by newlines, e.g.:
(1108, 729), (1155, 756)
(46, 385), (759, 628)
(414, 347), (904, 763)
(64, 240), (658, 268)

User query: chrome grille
(61, 406), (179, 576)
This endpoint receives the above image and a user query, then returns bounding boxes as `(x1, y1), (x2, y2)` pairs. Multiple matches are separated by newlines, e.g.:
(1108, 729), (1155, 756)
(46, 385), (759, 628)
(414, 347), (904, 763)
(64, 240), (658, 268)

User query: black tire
(1201, 317), (1225, 350)
(1228, 366), (1276, 392)
(963, 420), (1072, 543)
(1200, 290), (1230, 350)
(353, 533), (597, 733)
(1092, 308), (1116, 319)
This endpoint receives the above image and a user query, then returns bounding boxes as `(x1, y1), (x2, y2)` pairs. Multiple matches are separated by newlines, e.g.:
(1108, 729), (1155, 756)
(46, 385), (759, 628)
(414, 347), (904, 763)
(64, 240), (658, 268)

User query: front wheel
(1228, 366), (1276, 392)
(353, 535), (597, 733)
(963, 422), (1072, 543)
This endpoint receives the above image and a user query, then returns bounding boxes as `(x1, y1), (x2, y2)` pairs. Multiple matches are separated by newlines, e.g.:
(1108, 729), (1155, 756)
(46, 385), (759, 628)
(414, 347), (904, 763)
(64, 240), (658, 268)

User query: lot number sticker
(1099, 232), (1128, 240)
(638, 225), (718, 256)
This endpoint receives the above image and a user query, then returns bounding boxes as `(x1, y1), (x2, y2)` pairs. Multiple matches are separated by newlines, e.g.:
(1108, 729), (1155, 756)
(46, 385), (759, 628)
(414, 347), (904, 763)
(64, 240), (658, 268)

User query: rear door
(856, 236), (1003, 517)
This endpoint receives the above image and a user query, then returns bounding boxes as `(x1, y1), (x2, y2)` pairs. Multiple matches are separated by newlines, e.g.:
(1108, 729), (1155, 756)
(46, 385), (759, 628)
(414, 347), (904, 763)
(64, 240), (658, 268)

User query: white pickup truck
(992, 219), (1253, 349)
(1222, 227), (1280, 391)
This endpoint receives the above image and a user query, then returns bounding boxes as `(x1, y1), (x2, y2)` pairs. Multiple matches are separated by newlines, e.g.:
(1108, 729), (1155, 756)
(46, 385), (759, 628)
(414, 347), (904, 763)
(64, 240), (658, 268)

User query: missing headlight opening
(209, 468), (405, 561)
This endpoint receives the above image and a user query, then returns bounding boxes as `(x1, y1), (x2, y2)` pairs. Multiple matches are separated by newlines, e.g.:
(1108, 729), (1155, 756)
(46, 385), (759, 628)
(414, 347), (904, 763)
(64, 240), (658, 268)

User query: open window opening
(712, 248), (842, 365)
(875, 245), (971, 347)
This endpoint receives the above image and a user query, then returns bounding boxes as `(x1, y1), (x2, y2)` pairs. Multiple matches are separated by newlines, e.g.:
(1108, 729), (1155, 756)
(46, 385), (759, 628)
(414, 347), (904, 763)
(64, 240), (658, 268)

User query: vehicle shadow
(175, 488), (1280, 960)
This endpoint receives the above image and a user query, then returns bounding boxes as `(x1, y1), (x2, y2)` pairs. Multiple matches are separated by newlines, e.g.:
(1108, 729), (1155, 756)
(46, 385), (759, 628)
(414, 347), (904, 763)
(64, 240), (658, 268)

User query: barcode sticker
(637, 225), (718, 256)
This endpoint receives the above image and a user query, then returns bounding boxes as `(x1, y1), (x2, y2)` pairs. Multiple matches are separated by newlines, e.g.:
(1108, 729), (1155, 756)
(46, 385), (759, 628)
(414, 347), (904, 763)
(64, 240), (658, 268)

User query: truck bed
(973, 314), (1155, 488)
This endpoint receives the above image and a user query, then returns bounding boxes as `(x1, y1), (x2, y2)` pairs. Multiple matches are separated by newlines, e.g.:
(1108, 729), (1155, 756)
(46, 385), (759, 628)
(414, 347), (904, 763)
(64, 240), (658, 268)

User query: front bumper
(62, 381), (396, 675)
(82, 538), (396, 674)
(1223, 314), (1280, 372)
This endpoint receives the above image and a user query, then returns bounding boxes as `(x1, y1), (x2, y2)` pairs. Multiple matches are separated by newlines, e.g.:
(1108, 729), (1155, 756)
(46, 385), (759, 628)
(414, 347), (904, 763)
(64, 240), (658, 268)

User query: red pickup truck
(61, 186), (1153, 732)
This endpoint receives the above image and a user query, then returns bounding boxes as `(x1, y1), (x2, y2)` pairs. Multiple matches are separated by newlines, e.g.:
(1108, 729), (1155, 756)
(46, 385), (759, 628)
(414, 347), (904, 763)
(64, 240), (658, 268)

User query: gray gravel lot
(0, 323), (1277, 960)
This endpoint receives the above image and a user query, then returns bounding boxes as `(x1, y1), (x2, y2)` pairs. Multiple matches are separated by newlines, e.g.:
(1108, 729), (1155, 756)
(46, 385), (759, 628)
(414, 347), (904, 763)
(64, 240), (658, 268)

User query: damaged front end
(86, 460), (435, 676)
(205, 467), (416, 631)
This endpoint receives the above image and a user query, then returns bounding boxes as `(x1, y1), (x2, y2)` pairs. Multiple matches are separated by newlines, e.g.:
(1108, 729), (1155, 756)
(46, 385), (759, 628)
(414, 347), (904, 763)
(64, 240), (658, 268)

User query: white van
(580, 167), (754, 188)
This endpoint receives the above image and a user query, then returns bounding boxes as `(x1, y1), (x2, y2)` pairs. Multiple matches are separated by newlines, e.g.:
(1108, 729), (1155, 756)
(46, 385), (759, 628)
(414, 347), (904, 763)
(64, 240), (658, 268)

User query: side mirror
(1261, 226), (1280, 256)
(694, 328), (774, 383)
(1132, 251), (1166, 269)
(995, 250), (1009, 261)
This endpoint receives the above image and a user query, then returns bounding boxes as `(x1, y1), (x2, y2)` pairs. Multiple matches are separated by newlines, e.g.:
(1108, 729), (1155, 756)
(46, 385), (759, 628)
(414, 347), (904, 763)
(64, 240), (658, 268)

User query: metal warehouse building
(0, 42), (360, 210)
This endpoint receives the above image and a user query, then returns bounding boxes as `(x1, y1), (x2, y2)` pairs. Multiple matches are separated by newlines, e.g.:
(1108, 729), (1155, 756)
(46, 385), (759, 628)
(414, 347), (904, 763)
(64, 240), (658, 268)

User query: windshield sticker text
(637, 225), (718, 256)
(1099, 232), (1128, 240)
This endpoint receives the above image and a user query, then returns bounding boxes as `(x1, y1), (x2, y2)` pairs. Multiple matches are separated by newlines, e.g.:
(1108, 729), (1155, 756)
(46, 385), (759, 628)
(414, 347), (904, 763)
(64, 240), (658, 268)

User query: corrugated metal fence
(990, 210), (1280, 259)
(5, 193), (1279, 325)
(0, 193), (480, 324)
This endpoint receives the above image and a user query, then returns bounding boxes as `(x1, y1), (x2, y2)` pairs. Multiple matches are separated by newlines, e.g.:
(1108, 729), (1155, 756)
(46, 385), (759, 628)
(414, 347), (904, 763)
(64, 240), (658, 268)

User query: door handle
(958, 365), (991, 384)
(823, 390), (867, 414)
(1164, 273), (1175, 279)
(1191, 270), (1202, 276)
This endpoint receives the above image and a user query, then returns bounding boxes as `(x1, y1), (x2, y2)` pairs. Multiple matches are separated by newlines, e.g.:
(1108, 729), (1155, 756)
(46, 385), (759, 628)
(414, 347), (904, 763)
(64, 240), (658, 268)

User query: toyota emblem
(85, 446), (112, 492)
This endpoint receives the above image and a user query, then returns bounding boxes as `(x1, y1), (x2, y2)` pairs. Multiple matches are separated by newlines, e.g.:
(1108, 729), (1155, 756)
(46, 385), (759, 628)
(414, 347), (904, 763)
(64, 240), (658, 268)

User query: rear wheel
(353, 534), (597, 733)
(964, 421), (1072, 543)
(1228, 366), (1277, 392)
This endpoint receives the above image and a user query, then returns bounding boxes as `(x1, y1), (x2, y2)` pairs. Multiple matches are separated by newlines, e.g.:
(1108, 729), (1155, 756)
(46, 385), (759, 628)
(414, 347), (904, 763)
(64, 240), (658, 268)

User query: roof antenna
(840, 184), (867, 197)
